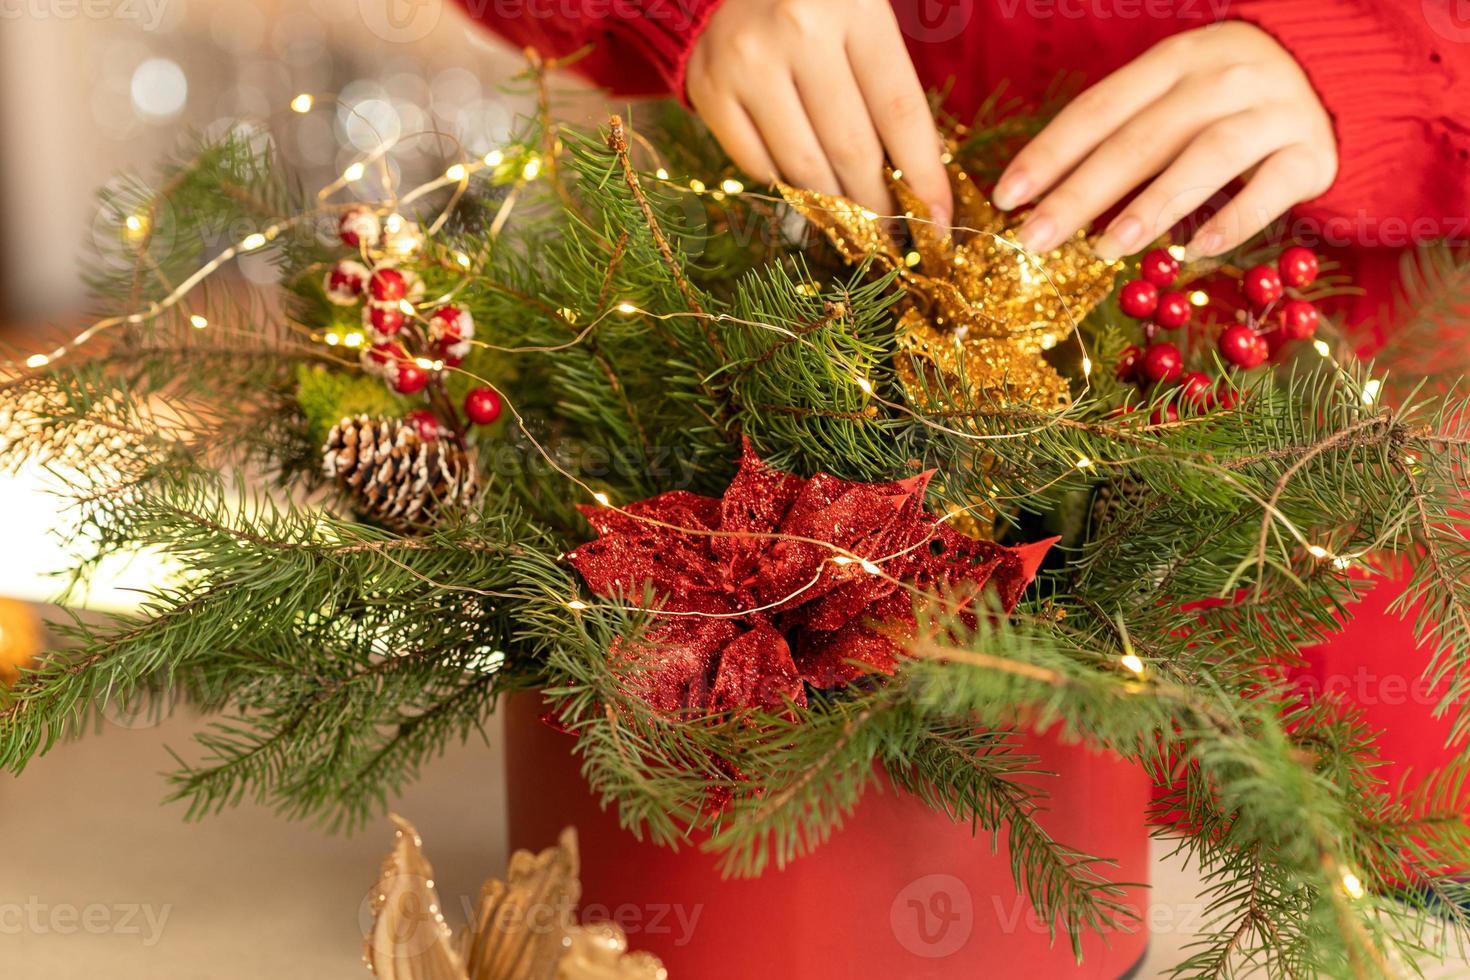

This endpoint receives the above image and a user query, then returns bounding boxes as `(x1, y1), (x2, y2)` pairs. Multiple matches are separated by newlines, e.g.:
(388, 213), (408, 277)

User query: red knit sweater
(457, 1), (1470, 792)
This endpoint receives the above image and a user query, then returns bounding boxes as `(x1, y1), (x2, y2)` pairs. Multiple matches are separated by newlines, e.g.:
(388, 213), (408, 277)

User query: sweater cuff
(612, 0), (726, 101)
(1228, 0), (1443, 221)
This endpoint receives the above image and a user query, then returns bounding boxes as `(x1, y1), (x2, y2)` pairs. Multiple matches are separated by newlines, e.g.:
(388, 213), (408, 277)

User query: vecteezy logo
(892, 0), (974, 43)
(890, 873), (974, 958)
(358, 0), (442, 43)
(1424, 0), (1470, 43)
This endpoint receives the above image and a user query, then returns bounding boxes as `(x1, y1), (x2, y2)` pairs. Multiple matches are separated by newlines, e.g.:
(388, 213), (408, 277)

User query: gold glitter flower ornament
(779, 165), (1122, 412)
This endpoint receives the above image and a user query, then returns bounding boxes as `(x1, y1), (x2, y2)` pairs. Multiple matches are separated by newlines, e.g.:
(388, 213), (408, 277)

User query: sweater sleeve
(452, 0), (724, 99)
(1229, 0), (1470, 245)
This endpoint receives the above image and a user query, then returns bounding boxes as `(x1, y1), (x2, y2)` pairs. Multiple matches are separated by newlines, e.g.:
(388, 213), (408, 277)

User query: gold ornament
(778, 166), (1122, 413)
(0, 598), (41, 686)
(363, 815), (666, 980)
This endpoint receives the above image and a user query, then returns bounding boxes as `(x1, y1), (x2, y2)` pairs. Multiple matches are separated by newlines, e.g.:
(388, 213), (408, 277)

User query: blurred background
(0, 0), (542, 324)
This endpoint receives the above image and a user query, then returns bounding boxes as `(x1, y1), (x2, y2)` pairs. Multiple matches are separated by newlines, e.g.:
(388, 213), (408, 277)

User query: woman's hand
(994, 22), (1337, 260)
(685, 0), (953, 229)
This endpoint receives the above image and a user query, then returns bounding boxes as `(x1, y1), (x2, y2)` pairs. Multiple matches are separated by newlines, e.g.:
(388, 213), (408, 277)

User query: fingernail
(1094, 216), (1143, 262)
(1185, 230), (1224, 260)
(993, 172), (1030, 212)
(1016, 214), (1058, 253)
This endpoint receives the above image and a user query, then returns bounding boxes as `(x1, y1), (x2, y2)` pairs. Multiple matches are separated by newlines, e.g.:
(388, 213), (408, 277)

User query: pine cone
(322, 415), (479, 532)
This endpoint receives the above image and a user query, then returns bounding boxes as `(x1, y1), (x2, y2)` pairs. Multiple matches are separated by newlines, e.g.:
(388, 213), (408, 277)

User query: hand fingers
(1185, 145), (1324, 257)
(1095, 107), (1295, 259)
(993, 40), (1184, 212)
(796, 56), (890, 215)
(740, 79), (843, 196)
(848, 16), (951, 229)
(1015, 83), (1250, 254)
(687, 83), (779, 185)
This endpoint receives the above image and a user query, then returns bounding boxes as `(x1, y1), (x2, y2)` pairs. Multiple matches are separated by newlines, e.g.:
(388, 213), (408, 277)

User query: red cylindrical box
(506, 697), (1151, 979)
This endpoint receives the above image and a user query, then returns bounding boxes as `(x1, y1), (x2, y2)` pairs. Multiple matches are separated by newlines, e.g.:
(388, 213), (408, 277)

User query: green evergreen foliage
(3, 83), (1470, 977)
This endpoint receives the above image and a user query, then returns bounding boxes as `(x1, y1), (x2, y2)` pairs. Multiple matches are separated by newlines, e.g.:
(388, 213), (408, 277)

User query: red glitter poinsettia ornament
(566, 443), (1053, 715)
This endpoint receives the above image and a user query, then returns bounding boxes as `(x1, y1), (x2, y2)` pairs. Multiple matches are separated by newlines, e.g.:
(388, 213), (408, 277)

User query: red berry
(1119, 279), (1159, 319)
(1242, 264), (1283, 309)
(365, 340), (406, 369)
(364, 303), (405, 337)
(393, 360), (430, 394)
(1278, 246), (1319, 288)
(1149, 403), (1180, 426)
(405, 408), (441, 442)
(1139, 248), (1179, 287)
(1179, 371), (1213, 408)
(338, 205), (381, 249)
(1219, 324), (1268, 369)
(1215, 379), (1242, 410)
(1155, 291), (1191, 330)
(324, 260), (369, 306)
(428, 305), (471, 343)
(1116, 345), (1144, 383)
(369, 266), (407, 303)
(1278, 299), (1319, 340)
(1140, 343), (1183, 383)
(464, 386), (502, 425)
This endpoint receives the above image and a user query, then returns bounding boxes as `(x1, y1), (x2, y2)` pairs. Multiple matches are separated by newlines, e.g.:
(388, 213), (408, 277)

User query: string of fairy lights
(6, 90), (1393, 694)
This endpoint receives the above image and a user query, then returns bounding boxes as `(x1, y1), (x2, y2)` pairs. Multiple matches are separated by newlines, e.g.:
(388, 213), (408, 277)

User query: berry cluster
(1115, 245), (1321, 421)
(323, 204), (501, 433)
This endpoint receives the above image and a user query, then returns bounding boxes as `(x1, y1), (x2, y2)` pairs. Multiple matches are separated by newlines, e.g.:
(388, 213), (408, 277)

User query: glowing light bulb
(720, 178), (744, 195)
(854, 376), (874, 395)
(1120, 653), (1146, 676)
(1361, 379), (1382, 406)
(593, 491), (611, 507)
(240, 233), (267, 251)
(1307, 544), (1330, 559)
(1340, 870), (1365, 900)
(482, 149), (503, 166)
(859, 559), (881, 575)
(343, 331), (364, 348)
(323, 332), (341, 346)
(453, 251), (472, 269)
(414, 357), (435, 370)
(1188, 290), (1209, 306)
(343, 162), (366, 182)
(1313, 339), (1331, 358)
(616, 302), (637, 314)
(567, 599), (589, 611)
(1167, 244), (1186, 260)
(124, 214), (147, 234)
(290, 93), (314, 113)
(1075, 456), (1094, 470)
(445, 163), (467, 182)
(655, 168), (670, 180)
(1081, 356), (1094, 376)
(522, 158), (542, 180)
(398, 300), (415, 316)
(904, 251), (921, 268)
(25, 354), (49, 368)
(189, 314), (209, 329)
(689, 179), (706, 193)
